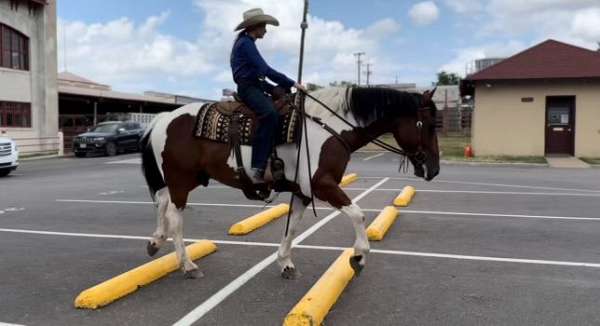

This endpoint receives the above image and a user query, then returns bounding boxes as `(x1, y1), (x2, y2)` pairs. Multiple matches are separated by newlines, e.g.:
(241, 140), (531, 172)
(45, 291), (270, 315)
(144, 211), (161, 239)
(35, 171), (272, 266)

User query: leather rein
(297, 90), (431, 165)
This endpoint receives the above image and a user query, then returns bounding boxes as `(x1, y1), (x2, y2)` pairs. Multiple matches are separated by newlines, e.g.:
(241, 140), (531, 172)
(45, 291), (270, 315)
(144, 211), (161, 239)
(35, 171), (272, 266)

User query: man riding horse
(231, 8), (307, 184)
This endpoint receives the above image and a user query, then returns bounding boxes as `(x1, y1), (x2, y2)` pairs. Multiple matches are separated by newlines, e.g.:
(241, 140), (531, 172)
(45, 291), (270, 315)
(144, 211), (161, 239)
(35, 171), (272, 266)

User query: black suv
(73, 121), (144, 157)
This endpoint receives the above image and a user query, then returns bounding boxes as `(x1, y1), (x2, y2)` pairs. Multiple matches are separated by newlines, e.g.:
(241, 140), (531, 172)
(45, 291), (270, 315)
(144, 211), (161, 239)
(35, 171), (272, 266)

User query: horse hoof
(146, 241), (159, 257)
(349, 255), (364, 276)
(184, 269), (204, 279)
(281, 266), (297, 280)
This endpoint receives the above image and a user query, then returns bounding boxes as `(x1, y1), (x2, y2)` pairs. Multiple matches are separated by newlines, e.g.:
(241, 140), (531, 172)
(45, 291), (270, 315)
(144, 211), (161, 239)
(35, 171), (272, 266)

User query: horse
(139, 86), (440, 279)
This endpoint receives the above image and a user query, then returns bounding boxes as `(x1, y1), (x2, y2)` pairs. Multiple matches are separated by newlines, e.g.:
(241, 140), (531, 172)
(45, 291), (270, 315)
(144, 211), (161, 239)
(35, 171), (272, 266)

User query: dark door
(545, 96), (575, 155)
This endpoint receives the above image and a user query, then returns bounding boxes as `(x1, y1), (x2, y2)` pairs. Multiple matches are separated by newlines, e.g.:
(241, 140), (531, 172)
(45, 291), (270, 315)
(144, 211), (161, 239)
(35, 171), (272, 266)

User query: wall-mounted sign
(521, 97), (534, 103)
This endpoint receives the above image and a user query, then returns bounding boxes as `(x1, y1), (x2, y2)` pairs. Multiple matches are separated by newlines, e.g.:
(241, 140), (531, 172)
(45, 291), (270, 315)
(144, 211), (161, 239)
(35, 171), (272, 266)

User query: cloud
(409, 1), (440, 26)
(444, 0), (483, 13)
(59, 1), (403, 97)
(445, 0), (600, 49)
(58, 12), (214, 90)
(439, 41), (526, 76)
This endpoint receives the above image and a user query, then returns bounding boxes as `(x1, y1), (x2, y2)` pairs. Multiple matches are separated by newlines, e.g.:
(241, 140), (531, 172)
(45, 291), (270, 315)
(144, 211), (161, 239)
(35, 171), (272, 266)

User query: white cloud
(444, 0), (483, 13)
(409, 1), (440, 26)
(439, 41), (526, 76)
(59, 1), (403, 97)
(571, 8), (600, 42)
(58, 13), (213, 90)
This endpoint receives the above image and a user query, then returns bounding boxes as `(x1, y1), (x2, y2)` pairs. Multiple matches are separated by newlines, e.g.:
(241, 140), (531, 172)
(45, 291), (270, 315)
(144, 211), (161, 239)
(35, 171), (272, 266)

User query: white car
(0, 137), (18, 177)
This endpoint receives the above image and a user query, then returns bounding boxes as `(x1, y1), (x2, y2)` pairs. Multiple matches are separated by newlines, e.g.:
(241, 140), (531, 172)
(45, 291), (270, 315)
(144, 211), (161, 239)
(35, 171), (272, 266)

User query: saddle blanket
(194, 101), (300, 146)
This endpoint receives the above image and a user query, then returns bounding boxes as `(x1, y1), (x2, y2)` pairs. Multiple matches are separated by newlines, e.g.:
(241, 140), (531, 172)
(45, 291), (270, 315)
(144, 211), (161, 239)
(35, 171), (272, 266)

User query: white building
(0, 0), (58, 155)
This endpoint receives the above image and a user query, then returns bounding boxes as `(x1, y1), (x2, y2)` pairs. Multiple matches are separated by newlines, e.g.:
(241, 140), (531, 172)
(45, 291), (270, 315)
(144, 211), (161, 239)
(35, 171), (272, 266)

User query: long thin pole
(297, 0), (309, 83)
(286, 0), (310, 237)
(354, 52), (365, 85)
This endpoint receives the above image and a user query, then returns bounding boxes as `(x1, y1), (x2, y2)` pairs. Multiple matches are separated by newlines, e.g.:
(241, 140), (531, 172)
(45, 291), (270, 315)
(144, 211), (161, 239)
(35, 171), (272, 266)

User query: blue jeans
(237, 81), (280, 171)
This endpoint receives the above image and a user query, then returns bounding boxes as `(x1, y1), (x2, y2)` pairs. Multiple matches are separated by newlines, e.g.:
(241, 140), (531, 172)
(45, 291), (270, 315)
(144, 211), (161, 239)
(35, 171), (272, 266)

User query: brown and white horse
(140, 86), (440, 279)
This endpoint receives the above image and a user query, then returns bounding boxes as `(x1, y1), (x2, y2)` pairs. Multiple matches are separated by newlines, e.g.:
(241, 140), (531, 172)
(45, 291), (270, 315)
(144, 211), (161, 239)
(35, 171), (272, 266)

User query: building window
(0, 24), (29, 71)
(0, 101), (31, 127)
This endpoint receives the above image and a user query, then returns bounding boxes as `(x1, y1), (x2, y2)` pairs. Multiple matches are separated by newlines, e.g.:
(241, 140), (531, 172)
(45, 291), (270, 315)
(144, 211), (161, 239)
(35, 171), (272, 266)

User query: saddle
(194, 90), (304, 201)
(194, 92), (299, 146)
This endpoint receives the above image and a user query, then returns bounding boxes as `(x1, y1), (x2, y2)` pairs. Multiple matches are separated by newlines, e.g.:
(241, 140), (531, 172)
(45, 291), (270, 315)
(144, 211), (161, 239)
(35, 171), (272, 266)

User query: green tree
(436, 71), (461, 85)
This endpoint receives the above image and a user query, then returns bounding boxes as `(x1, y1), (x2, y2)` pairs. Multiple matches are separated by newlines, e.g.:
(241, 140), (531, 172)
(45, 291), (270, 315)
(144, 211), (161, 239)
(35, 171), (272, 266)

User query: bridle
(298, 89), (433, 165)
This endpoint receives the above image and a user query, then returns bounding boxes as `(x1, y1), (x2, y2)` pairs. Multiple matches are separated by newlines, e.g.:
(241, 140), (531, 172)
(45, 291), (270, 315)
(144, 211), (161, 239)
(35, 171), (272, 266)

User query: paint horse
(140, 86), (440, 279)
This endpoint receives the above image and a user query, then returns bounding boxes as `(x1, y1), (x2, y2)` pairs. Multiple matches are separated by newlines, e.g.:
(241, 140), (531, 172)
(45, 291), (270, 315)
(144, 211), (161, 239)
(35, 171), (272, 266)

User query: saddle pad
(194, 102), (300, 146)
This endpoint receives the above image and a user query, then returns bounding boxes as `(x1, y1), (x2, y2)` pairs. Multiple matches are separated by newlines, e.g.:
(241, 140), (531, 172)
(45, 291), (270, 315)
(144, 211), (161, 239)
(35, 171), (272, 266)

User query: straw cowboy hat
(234, 8), (280, 31)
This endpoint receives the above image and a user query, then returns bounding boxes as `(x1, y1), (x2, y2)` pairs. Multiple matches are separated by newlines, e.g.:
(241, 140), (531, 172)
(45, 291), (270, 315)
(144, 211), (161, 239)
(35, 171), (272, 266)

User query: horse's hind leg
(147, 188), (169, 257)
(165, 201), (202, 279)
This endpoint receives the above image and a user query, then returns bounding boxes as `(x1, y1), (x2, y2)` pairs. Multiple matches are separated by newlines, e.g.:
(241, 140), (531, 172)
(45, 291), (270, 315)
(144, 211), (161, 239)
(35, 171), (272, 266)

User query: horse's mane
(307, 86), (436, 127)
(346, 87), (426, 126)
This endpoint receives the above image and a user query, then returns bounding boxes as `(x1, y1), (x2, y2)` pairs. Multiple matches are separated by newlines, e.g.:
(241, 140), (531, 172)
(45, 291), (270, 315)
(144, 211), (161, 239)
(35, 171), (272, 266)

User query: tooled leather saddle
(194, 90), (300, 146)
(194, 89), (303, 201)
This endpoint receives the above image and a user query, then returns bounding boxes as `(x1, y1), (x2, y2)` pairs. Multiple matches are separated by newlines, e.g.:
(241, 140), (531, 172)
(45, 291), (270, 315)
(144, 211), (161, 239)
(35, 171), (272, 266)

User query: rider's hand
(294, 82), (307, 93)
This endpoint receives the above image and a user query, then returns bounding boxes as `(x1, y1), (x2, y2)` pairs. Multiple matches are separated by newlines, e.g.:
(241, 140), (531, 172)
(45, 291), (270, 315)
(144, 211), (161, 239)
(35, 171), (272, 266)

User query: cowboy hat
(234, 8), (279, 31)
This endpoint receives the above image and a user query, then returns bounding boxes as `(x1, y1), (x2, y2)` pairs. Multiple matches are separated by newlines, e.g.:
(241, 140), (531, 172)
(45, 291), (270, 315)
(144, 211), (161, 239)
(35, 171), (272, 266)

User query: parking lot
(2, 152), (600, 325)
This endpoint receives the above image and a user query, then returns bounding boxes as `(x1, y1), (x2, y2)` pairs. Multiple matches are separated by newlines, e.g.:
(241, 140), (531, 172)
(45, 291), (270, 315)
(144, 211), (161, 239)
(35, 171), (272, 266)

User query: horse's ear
(423, 86), (437, 102)
(430, 86), (438, 97)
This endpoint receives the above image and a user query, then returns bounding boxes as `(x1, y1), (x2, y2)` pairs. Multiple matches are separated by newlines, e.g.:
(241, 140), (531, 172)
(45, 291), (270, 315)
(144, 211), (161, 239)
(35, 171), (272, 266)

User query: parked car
(73, 121), (144, 157)
(0, 136), (19, 177)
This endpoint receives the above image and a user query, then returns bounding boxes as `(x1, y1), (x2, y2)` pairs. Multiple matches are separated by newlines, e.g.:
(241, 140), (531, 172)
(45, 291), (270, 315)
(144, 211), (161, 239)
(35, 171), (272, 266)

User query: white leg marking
(276, 196), (307, 274)
(165, 202), (197, 273)
(341, 203), (370, 263)
(150, 188), (169, 249)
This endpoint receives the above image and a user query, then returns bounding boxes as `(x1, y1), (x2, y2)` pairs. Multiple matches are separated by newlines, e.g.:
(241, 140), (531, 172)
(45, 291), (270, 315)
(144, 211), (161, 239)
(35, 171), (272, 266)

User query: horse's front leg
(165, 202), (202, 279)
(314, 177), (369, 275)
(277, 195), (308, 279)
(340, 203), (369, 275)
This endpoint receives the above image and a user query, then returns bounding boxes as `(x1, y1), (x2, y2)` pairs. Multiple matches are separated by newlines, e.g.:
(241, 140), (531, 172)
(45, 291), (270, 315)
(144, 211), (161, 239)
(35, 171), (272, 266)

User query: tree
(436, 71), (461, 85)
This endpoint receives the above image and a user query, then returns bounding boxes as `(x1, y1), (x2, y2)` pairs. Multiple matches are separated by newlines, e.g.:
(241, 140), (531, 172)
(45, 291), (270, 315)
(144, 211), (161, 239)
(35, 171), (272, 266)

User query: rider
(231, 8), (306, 183)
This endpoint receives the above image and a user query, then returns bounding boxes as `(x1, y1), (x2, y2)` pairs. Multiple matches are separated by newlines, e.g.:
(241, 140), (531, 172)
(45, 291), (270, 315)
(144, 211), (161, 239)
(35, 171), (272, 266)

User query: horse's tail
(140, 113), (168, 202)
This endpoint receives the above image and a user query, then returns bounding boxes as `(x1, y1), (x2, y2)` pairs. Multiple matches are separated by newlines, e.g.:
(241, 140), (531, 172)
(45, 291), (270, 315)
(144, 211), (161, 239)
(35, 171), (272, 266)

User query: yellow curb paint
(228, 203), (289, 235)
(367, 206), (399, 241)
(284, 249), (355, 326)
(339, 173), (358, 187)
(74, 240), (217, 309)
(393, 186), (416, 207)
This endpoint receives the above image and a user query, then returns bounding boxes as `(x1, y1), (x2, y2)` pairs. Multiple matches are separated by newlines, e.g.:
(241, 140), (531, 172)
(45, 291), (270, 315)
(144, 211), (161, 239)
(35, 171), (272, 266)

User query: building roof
(58, 71), (213, 105)
(467, 39), (600, 81)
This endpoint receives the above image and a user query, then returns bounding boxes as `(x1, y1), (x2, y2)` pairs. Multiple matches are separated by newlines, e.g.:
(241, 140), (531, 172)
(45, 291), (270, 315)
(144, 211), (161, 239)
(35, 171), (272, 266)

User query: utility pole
(364, 63), (372, 86)
(353, 52), (365, 85)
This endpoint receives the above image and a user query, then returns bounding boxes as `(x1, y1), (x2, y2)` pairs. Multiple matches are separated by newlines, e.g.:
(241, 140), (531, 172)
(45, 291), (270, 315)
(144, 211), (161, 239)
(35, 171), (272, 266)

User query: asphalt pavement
(1, 152), (600, 325)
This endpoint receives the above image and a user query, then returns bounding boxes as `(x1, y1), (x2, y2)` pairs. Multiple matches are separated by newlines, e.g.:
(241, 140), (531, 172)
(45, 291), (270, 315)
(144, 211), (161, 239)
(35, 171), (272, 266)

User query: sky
(57, 0), (600, 99)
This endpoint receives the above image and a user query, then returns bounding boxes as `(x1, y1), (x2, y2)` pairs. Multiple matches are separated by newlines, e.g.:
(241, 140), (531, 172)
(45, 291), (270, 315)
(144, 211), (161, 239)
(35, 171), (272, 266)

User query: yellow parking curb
(228, 204), (289, 235)
(393, 186), (416, 207)
(74, 240), (217, 309)
(367, 206), (399, 241)
(339, 173), (358, 187)
(284, 249), (355, 325)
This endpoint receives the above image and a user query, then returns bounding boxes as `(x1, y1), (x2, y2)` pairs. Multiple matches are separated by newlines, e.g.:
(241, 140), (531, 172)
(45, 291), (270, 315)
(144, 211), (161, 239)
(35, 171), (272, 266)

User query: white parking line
(55, 199), (600, 221)
(343, 188), (600, 197)
(360, 176), (600, 193)
(173, 177), (390, 326)
(106, 158), (141, 164)
(3, 227), (600, 269)
(363, 153), (385, 161)
(0, 322), (26, 326)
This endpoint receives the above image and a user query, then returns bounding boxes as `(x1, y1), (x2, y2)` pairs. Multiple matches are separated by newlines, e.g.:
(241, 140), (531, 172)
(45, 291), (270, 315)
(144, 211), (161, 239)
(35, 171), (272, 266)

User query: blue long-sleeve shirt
(230, 34), (295, 89)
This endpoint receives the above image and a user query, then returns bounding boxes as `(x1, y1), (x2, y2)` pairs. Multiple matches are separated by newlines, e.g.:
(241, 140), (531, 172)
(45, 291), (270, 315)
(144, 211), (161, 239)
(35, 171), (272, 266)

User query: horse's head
(391, 88), (440, 181)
